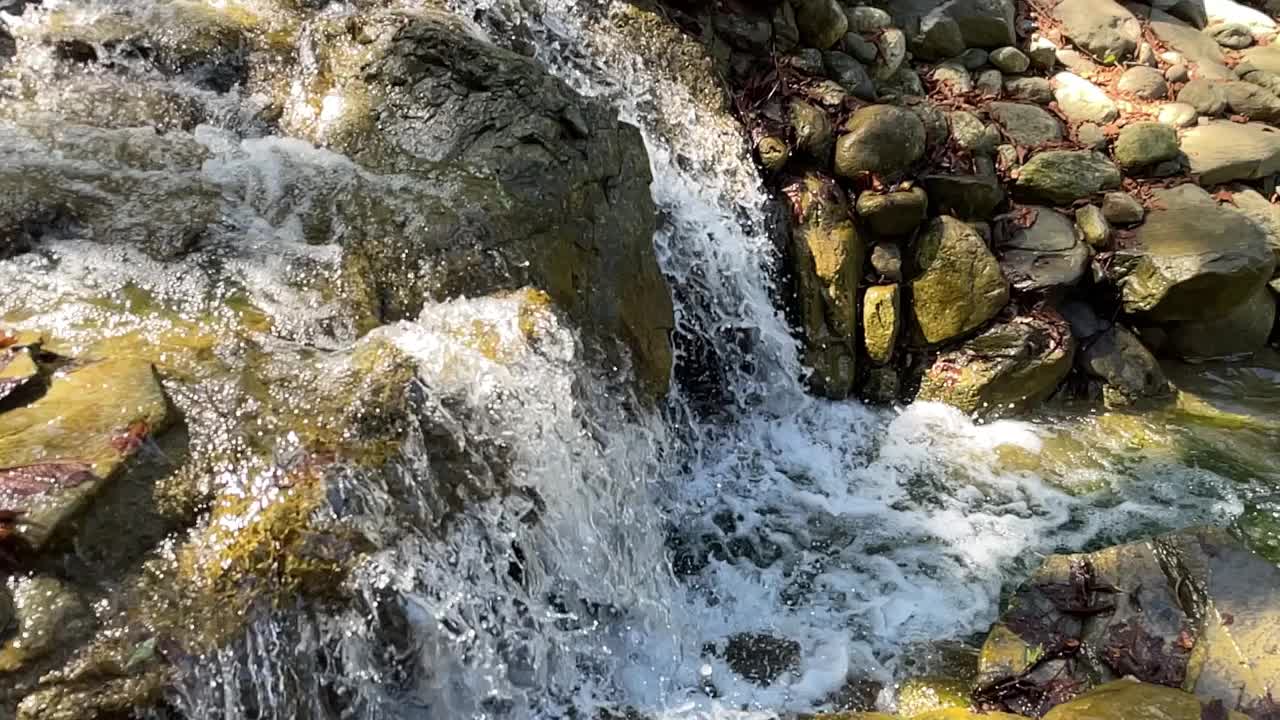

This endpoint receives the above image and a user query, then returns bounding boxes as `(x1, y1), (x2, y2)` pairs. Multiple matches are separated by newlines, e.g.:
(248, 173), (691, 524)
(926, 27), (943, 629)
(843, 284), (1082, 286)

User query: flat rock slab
(1115, 184), (1276, 322)
(0, 358), (170, 549)
(1181, 121), (1280, 185)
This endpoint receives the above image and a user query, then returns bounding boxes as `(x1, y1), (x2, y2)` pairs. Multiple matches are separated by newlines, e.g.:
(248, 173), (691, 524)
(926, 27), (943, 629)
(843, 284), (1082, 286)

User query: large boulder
(1079, 325), (1170, 406)
(1166, 284), (1276, 358)
(1181, 121), (1280, 185)
(1015, 150), (1121, 204)
(834, 105), (927, 179)
(1054, 0), (1141, 63)
(976, 527), (1280, 717)
(916, 312), (1074, 416)
(786, 173), (864, 398)
(997, 207), (1090, 294)
(1113, 185), (1275, 322)
(910, 217), (1010, 345)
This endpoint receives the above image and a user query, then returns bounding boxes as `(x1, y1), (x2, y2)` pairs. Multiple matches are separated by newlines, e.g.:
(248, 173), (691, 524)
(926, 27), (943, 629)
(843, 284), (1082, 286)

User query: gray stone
(1134, 4), (1233, 80)
(960, 48), (990, 70)
(1055, 48), (1100, 74)
(922, 174), (1005, 219)
(1241, 45), (1280, 74)
(1177, 78), (1227, 115)
(1205, 0), (1277, 40)
(791, 99), (833, 160)
(1102, 191), (1145, 224)
(792, 0), (848, 49)
(1114, 122), (1180, 170)
(933, 61), (973, 93)
(1075, 122), (1109, 151)
(1115, 184), (1276, 321)
(824, 51), (876, 99)
(845, 6), (892, 33)
(1156, 101), (1198, 127)
(1137, 41), (1159, 66)
(988, 102), (1064, 146)
(872, 28), (907, 81)
(1167, 284), (1276, 358)
(1075, 204), (1111, 248)
(1016, 151), (1122, 204)
(1207, 22), (1254, 48)
(1227, 185), (1280, 264)
(870, 242), (904, 281)
(1220, 80), (1280, 123)
(917, 313), (1074, 417)
(1003, 76), (1053, 104)
(834, 105), (927, 178)
(877, 67), (926, 99)
(1117, 65), (1168, 99)
(790, 48), (825, 74)
(844, 33), (879, 64)
(1028, 37), (1057, 70)
(713, 13), (774, 54)
(772, 1), (801, 52)
(1081, 325), (1170, 405)
(1055, 0), (1141, 63)
(998, 207), (1090, 293)
(990, 46), (1030, 73)
(1166, 63), (1190, 82)
(1180, 120), (1280, 185)
(975, 69), (1004, 97)
(950, 110), (998, 155)
(1053, 72), (1119, 123)
(856, 187), (928, 236)
(1062, 300), (1109, 339)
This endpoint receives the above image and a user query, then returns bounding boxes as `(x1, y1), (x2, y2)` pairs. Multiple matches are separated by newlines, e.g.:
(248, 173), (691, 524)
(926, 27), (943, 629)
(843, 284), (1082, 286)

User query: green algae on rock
(910, 217), (1009, 346)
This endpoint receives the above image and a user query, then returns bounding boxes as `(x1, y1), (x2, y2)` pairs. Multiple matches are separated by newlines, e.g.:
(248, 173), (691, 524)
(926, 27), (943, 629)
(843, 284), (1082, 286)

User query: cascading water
(1, 1), (1271, 719)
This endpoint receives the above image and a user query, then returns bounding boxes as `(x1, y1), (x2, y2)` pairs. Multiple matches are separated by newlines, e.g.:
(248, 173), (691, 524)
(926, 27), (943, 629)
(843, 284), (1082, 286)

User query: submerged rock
(0, 577), (92, 673)
(723, 632), (801, 686)
(1113, 185), (1275, 322)
(909, 217), (1010, 345)
(917, 312), (1074, 416)
(976, 527), (1280, 717)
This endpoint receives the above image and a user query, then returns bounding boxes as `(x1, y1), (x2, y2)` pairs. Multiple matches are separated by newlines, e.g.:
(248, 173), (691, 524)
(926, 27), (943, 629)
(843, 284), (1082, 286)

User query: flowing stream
(2, 0), (1278, 719)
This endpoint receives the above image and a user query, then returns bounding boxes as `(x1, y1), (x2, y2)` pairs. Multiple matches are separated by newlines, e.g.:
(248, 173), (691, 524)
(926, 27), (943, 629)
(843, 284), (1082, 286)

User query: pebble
(990, 46), (1030, 74)
(1137, 42), (1158, 67)
(1102, 191), (1145, 224)
(870, 243), (903, 281)
(933, 61), (973, 93)
(1075, 205), (1111, 248)
(1004, 76), (1053, 104)
(1117, 65), (1168, 100)
(1165, 64), (1190, 83)
(790, 48), (824, 75)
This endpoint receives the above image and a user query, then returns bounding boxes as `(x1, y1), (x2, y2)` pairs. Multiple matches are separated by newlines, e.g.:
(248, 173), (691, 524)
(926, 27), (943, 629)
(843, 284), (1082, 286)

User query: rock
(1180, 121), (1280, 185)
(1080, 325), (1170, 405)
(1166, 63), (1190, 82)
(960, 48), (990, 70)
(896, 676), (971, 716)
(1053, 72), (1119, 123)
(791, 48), (826, 75)
(922, 174), (1005, 219)
(917, 312), (1074, 416)
(0, 21), (13, 65)
(1167, 284), (1276, 358)
(1102, 191), (1145, 224)
(1061, 301), (1109, 340)
(1056, 48), (1100, 74)
(1208, 22), (1254, 48)
(791, 0), (848, 49)
(863, 284), (901, 365)
(809, 79), (851, 106)
(1228, 186), (1280, 263)
(1075, 205), (1111, 248)
(1114, 184), (1276, 321)
(1016, 151), (1122, 204)
(1054, 0), (1141, 63)
(0, 358), (171, 549)
(855, 187), (928, 236)
(1241, 45), (1280, 74)
(989, 47), (1030, 73)
(1220, 80), (1280, 123)
(975, 69), (1003, 97)
(284, 11), (675, 395)
(0, 577), (92, 673)
(976, 528), (1280, 717)
(950, 0), (1018, 47)
(1003, 76), (1053, 104)
(933, 61), (974, 93)
(1117, 65), (1168, 99)
(998, 207), (1090, 294)
(950, 110), (998, 155)
(1137, 41), (1159, 66)
(723, 632), (801, 686)
(869, 243), (903, 281)
(1043, 680), (1251, 720)
(861, 366), (901, 404)
(772, 1), (801, 52)
(1239, 68), (1280, 98)
(1204, 0), (1277, 41)
(834, 105), (927, 179)
(791, 99), (833, 160)
(756, 136), (790, 171)
(904, 14), (966, 61)
(1075, 122), (1109, 151)
(1177, 78), (1227, 115)
(909, 217), (1010, 345)
(872, 29), (907, 81)
(988, 102), (1063, 146)
(878, 67), (926, 99)
(0, 347), (38, 402)
(1134, 4), (1233, 79)
(713, 13), (774, 54)
(1156, 101), (1198, 127)
(844, 33), (879, 64)
(1028, 37), (1058, 70)
(824, 51), (876, 100)
(786, 173), (863, 398)
(911, 102), (951, 146)
(1114, 122), (1180, 171)
(846, 6), (892, 33)
(891, 0), (1015, 55)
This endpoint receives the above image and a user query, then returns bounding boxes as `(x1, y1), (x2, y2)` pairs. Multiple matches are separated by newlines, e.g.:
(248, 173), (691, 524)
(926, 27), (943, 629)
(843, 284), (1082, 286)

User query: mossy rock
(910, 217), (1009, 346)
(895, 676), (971, 716)
(1042, 679), (1250, 720)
